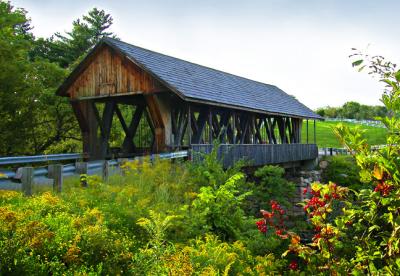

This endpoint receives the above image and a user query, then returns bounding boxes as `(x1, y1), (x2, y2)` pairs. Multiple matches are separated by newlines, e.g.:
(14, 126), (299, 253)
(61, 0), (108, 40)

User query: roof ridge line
(104, 37), (280, 89)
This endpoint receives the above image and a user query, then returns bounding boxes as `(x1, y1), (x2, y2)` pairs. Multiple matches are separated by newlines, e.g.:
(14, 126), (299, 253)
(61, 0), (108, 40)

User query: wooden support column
(188, 105), (192, 145)
(144, 95), (165, 153)
(306, 119), (309, 144)
(192, 109), (208, 144)
(70, 100), (101, 160)
(264, 118), (272, 144)
(174, 108), (188, 147)
(121, 105), (144, 154)
(255, 117), (263, 143)
(314, 120), (316, 144)
(209, 108), (213, 144)
(232, 112), (236, 144)
(99, 101), (115, 159)
(240, 115), (249, 144)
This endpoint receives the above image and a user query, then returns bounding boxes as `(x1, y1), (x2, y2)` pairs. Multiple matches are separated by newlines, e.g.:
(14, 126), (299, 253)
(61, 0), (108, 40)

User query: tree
(0, 3), (117, 155)
(31, 8), (116, 68)
(0, 1), (38, 155)
(339, 101), (361, 119)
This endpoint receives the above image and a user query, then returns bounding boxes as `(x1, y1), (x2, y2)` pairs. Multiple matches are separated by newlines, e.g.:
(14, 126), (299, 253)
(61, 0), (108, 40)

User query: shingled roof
(59, 38), (322, 120)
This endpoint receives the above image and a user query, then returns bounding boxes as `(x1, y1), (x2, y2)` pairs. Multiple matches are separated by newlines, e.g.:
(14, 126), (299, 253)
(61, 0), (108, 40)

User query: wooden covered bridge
(57, 38), (322, 166)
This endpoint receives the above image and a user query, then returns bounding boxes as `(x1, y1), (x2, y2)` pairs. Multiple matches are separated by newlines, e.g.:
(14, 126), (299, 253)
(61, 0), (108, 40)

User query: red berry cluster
(288, 260), (298, 270)
(374, 181), (392, 196)
(256, 219), (267, 233)
(303, 196), (325, 215)
(256, 200), (288, 238)
(303, 184), (341, 216)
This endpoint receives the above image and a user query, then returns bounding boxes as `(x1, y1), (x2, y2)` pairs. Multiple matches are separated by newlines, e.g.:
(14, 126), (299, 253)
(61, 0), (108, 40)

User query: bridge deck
(190, 144), (318, 167)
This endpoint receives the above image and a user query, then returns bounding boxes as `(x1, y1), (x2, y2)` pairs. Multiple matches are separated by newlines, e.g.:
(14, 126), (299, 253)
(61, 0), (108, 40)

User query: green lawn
(301, 120), (387, 148)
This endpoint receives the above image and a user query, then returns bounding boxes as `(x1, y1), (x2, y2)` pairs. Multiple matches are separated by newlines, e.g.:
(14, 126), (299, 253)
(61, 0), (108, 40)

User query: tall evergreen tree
(32, 8), (116, 68)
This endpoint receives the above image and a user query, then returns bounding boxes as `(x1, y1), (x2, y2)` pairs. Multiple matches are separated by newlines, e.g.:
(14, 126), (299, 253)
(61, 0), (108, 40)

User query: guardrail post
(48, 164), (63, 193)
(102, 160), (109, 182)
(75, 162), (88, 175)
(21, 167), (33, 196)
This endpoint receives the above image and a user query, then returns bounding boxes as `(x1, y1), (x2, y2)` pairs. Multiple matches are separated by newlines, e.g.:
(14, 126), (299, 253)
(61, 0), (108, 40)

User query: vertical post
(188, 105), (192, 146)
(232, 112), (236, 144)
(209, 108), (213, 144)
(76, 162), (88, 187)
(314, 120), (316, 144)
(282, 117), (286, 144)
(306, 119), (309, 144)
(21, 167), (33, 196)
(102, 160), (109, 182)
(48, 164), (63, 193)
(76, 162), (88, 174)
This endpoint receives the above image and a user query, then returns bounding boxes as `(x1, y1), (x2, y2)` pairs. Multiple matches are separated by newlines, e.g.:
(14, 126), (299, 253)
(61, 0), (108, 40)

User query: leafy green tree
(0, 1), (45, 155)
(339, 101), (361, 119)
(0, 3), (118, 155)
(31, 8), (116, 68)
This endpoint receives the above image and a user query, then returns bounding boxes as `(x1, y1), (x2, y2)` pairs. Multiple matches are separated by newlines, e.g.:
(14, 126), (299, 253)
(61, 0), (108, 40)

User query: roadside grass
(301, 120), (387, 148)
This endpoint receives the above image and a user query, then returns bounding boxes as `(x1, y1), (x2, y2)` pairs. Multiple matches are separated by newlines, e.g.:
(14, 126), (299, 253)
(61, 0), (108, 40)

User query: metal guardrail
(0, 153), (83, 165)
(0, 151), (188, 191)
(318, 145), (387, 156)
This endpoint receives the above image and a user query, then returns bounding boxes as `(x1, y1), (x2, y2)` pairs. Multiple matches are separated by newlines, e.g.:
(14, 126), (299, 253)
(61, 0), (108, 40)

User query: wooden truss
(171, 104), (303, 148)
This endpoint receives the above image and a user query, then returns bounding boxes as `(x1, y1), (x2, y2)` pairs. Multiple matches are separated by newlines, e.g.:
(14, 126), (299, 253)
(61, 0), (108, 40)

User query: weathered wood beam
(192, 109), (208, 144)
(286, 117), (293, 144)
(264, 118), (273, 144)
(208, 108), (213, 144)
(255, 117), (263, 143)
(175, 108), (188, 147)
(144, 95), (165, 152)
(121, 105), (144, 153)
(270, 118), (277, 144)
(100, 101), (115, 158)
(240, 115), (249, 144)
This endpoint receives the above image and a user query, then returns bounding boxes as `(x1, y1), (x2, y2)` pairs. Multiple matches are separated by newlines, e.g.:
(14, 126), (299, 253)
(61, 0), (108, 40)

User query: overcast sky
(12, 0), (399, 109)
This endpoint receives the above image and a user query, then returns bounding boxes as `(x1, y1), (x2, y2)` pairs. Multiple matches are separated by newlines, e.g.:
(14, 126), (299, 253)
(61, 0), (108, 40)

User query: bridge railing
(190, 144), (318, 167)
(0, 151), (188, 194)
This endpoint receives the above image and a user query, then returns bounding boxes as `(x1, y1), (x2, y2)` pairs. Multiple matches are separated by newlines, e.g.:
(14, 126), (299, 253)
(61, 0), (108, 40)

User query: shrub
(184, 173), (251, 241)
(244, 165), (295, 216)
(321, 155), (363, 190)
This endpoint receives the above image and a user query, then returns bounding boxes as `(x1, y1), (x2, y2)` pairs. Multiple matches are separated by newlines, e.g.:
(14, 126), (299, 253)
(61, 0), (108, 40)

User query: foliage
(244, 165), (295, 216)
(321, 155), (363, 190)
(31, 8), (116, 68)
(316, 101), (387, 120)
(188, 142), (245, 189)
(186, 173), (251, 241)
(0, 191), (135, 275)
(137, 210), (179, 248)
(0, 157), (295, 275)
(256, 51), (400, 274)
(0, 1), (118, 156)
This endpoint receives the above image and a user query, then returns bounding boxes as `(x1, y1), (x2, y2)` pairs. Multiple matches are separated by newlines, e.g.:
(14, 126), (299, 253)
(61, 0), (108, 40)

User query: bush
(184, 173), (251, 241)
(321, 155), (363, 190)
(243, 165), (295, 216)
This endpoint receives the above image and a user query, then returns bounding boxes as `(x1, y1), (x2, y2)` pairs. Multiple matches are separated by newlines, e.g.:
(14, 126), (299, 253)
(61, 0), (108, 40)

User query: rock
(319, 160), (328, 169)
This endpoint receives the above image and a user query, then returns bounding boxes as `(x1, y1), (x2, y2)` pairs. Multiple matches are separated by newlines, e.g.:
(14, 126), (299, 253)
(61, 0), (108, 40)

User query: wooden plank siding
(67, 46), (165, 99)
(190, 144), (318, 168)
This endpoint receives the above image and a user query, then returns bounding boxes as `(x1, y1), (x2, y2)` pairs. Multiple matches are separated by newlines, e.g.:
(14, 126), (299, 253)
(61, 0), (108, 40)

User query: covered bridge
(57, 38), (322, 166)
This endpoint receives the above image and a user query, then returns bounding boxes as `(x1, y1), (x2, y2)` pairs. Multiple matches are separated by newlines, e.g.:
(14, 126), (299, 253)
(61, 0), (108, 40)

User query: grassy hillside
(301, 120), (387, 148)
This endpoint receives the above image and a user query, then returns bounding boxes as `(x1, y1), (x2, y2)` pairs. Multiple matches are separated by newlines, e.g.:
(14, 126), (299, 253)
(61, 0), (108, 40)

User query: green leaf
(352, 59), (363, 67)
(395, 70), (400, 82)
